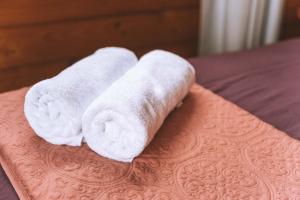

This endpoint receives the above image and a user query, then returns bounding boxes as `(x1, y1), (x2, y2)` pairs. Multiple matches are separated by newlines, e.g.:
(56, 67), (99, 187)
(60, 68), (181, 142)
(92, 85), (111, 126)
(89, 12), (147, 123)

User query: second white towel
(82, 50), (195, 162)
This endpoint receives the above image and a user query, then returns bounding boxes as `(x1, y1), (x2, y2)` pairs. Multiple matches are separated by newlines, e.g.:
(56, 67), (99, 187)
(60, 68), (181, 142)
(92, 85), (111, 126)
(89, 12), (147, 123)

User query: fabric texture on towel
(82, 50), (195, 162)
(1, 85), (300, 199)
(24, 47), (138, 146)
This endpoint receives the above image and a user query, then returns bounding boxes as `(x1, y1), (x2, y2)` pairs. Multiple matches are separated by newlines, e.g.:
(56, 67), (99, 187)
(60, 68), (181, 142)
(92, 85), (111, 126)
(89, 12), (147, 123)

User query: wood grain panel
(0, 40), (196, 92)
(282, 0), (300, 26)
(136, 40), (196, 58)
(0, 60), (71, 92)
(0, 0), (198, 27)
(282, 27), (300, 38)
(0, 8), (198, 69)
(0, 0), (200, 92)
(280, 0), (300, 39)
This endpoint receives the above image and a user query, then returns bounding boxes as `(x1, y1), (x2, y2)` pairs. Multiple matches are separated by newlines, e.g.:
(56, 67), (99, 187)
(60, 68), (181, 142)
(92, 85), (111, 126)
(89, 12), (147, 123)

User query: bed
(1, 38), (300, 199)
(190, 38), (300, 140)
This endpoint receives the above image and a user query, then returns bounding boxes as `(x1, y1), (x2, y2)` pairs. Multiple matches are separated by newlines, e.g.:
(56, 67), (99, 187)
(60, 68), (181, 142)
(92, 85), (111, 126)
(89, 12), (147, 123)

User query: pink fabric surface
(0, 85), (300, 199)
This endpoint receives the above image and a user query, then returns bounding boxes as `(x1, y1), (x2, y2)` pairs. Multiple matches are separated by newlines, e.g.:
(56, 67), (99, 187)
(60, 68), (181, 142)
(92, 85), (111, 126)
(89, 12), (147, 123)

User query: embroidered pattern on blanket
(0, 85), (299, 199)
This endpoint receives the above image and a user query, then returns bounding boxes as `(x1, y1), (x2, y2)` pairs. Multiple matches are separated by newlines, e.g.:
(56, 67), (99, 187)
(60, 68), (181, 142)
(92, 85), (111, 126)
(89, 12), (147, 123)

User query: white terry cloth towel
(82, 50), (195, 162)
(24, 47), (138, 146)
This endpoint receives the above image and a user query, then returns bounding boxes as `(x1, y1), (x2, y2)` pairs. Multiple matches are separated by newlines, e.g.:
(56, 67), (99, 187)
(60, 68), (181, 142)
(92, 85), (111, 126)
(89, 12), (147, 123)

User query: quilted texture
(0, 84), (300, 199)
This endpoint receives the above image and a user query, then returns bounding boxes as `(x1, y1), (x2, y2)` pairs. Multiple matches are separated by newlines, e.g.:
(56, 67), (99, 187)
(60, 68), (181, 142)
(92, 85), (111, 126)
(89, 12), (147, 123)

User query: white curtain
(199, 0), (285, 55)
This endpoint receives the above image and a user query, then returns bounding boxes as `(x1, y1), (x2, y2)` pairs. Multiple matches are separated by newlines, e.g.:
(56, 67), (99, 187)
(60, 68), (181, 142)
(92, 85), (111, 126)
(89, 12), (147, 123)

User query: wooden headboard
(280, 0), (300, 39)
(0, 0), (199, 92)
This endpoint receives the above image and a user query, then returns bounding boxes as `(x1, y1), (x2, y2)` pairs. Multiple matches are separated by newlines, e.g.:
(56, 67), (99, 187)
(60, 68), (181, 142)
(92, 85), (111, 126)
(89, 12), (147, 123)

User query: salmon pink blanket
(0, 84), (299, 199)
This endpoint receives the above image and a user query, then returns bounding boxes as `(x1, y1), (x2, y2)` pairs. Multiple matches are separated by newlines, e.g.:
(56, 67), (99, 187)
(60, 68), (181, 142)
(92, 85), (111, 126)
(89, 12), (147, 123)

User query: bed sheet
(190, 38), (300, 140)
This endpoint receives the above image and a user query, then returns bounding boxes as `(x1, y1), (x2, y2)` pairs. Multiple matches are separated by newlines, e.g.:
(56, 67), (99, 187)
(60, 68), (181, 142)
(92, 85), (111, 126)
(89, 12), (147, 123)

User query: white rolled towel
(24, 47), (138, 146)
(82, 50), (195, 162)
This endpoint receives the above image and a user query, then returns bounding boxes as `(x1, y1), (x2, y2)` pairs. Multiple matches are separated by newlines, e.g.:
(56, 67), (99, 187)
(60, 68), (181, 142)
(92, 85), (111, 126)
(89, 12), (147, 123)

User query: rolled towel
(82, 50), (195, 162)
(24, 47), (138, 146)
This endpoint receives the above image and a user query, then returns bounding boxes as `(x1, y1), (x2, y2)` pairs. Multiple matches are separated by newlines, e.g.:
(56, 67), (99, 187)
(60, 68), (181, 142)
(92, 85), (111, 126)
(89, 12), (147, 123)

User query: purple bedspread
(0, 167), (18, 200)
(1, 38), (300, 199)
(190, 38), (300, 140)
